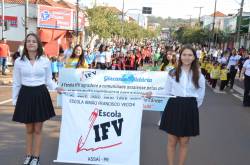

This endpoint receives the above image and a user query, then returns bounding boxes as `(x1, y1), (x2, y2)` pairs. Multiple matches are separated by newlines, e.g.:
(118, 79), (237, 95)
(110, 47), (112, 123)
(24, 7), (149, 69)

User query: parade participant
(63, 38), (73, 60)
(158, 50), (177, 125)
(105, 45), (112, 69)
(12, 33), (63, 165)
(219, 64), (228, 91)
(65, 45), (89, 69)
(227, 48), (241, 91)
(240, 53), (250, 107)
(210, 62), (220, 89)
(160, 50), (176, 72)
(85, 48), (96, 69)
(57, 48), (65, 74)
(146, 44), (205, 165)
(200, 58), (207, 76)
(51, 56), (59, 82)
(238, 51), (248, 78)
(95, 44), (106, 69)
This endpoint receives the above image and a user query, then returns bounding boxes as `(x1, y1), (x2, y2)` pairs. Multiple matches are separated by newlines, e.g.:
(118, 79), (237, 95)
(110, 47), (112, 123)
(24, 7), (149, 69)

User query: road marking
(207, 82), (244, 101)
(0, 99), (12, 105)
(233, 84), (244, 95)
(232, 94), (243, 101)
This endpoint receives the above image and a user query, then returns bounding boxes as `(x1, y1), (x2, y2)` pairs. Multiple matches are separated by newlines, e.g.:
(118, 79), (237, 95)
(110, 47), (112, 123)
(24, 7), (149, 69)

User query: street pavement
(0, 78), (250, 165)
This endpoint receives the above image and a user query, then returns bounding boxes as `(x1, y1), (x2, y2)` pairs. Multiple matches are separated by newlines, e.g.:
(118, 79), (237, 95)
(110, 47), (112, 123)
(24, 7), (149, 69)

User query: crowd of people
(3, 32), (250, 165)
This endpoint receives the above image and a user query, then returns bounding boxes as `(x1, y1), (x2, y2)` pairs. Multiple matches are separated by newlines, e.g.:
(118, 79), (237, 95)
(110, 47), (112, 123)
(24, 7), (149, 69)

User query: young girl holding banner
(146, 44), (205, 165)
(12, 33), (63, 165)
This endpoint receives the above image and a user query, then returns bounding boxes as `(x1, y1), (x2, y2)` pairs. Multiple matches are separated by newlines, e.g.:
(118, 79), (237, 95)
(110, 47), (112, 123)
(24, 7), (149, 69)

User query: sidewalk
(0, 67), (13, 85)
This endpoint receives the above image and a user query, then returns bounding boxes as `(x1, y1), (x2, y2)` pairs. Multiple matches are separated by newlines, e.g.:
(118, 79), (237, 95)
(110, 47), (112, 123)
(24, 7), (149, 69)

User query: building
(147, 23), (160, 31)
(201, 11), (227, 31)
(0, 0), (85, 55)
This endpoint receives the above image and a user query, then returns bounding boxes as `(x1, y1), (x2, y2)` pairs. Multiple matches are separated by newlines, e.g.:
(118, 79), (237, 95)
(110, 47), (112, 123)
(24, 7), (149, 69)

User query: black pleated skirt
(159, 97), (199, 137)
(12, 85), (56, 124)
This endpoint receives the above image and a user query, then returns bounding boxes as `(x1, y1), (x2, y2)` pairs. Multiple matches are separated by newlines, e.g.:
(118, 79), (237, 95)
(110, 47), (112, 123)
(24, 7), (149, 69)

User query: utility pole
(1, 0), (4, 39)
(121, 0), (124, 38)
(76, 0), (79, 42)
(186, 15), (192, 26)
(25, 0), (28, 37)
(194, 6), (203, 26)
(212, 0), (217, 47)
(236, 0), (244, 49)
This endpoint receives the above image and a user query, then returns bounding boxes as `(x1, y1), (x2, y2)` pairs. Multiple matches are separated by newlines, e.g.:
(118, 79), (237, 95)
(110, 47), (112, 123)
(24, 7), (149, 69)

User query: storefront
(37, 5), (84, 57)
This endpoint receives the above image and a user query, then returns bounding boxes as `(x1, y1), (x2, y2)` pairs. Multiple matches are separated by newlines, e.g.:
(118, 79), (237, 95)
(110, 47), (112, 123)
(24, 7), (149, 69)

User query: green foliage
(147, 16), (191, 29)
(86, 6), (159, 40)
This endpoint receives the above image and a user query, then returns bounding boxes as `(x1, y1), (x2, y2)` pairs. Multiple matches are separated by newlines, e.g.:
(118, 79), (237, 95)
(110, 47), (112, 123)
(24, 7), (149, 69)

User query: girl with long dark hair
(12, 33), (63, 165)
(65, 45), (88, 69)
(146, 44), (205, 165)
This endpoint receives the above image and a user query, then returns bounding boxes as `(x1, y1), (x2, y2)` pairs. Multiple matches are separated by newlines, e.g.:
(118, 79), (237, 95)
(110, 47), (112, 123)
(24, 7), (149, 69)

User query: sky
(67, 0), (250, 19)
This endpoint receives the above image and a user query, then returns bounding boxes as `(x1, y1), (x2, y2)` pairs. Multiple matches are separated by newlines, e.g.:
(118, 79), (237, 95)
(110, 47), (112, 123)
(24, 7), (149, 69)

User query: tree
(86, 6), (160, 43)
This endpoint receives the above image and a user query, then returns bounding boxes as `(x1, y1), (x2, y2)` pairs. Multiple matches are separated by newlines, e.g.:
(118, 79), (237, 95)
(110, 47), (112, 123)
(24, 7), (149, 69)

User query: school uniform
(227, 55), (241, 89)
(210, 66), (220, 88)
(95, 51), (106, 69)
(65, 57), (89, 69)
(220, 68), (228, 91)
(243, 59), (250, 106)
(200, 61), (206, 75)
(12, 56), (57, 124)
(159, 69), (206, 137)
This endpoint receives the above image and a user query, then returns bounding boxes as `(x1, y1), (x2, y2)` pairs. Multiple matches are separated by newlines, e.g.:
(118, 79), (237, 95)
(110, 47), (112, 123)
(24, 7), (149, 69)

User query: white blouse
(164, 69), (206, 107)
(12, 56), (57, 105)
(243, 59), (250, 76)
(227, 55), (241, 69)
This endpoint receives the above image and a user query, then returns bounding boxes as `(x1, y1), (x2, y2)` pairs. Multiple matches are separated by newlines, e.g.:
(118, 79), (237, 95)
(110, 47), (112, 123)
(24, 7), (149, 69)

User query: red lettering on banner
(76, 108), (122, 153)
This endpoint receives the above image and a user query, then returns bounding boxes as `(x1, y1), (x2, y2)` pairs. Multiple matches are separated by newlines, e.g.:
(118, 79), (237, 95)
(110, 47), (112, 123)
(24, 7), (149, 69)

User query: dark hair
(21, 33), (43, 60)
(99, 44), (105, 53)
(70, 45), (85, 68)
(161, 50), (175, 71)
(175, 44), (200, 89)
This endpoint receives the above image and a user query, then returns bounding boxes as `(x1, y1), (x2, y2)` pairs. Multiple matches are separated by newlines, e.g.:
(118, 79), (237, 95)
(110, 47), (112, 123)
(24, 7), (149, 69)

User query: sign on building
(0, 16), (18, 27)
(37, 5), (74, 30)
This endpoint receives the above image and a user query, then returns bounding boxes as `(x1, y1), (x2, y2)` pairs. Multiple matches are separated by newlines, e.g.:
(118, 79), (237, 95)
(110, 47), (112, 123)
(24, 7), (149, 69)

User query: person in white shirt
(63, 40), (74, 60)
(240, 53), (250, 107)
(12, 33), (63, 165)
(105, 45), (112, 69)
(95, 44), (106, 69)
(146, 44), (205, 165)
(227, 48), (241, 90)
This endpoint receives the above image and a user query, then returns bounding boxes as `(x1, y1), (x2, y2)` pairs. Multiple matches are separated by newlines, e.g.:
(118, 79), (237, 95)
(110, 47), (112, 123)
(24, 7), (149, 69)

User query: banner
(54, 94), (143, 165)
(37, 5), (73, 30)
(0, 16), (18, 27)
(58, 69), (170, 111)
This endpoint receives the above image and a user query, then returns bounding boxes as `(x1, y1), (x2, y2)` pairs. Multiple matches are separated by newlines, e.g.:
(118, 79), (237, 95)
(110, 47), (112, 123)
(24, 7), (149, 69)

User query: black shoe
(23, 155), (32, 165)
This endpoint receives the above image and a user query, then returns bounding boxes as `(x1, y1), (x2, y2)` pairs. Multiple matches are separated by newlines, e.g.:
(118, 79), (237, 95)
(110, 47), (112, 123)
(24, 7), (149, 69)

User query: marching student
(227, 48), (241, 91)
(210, 62), (220, 89)
(65, 45), (89, 69)
(240, 53), (250, 107)
(158, 50), (176, 125)
(200, 58), (207, 76)
(12, 33), (63, 165)
(219, 64), (229, 91)
(146, 44), (205, 165)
